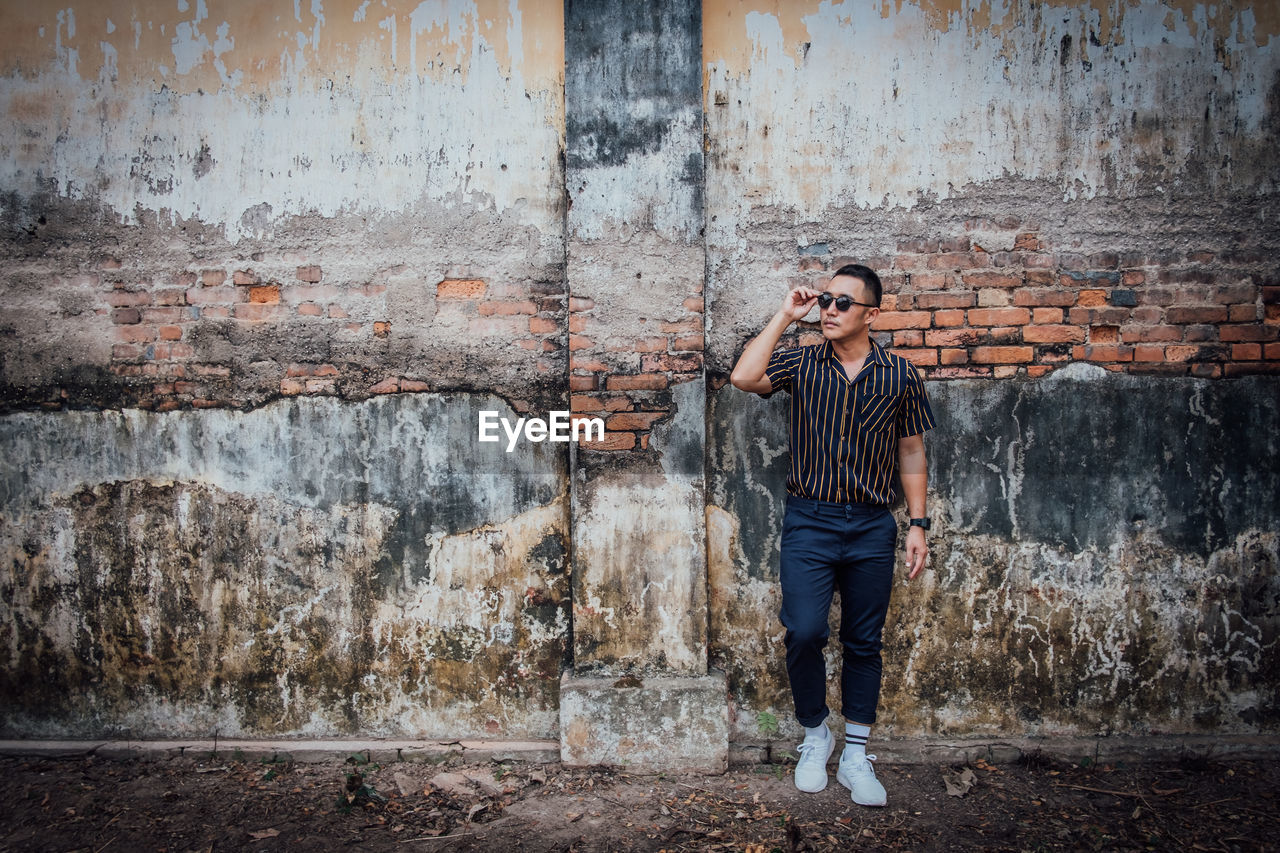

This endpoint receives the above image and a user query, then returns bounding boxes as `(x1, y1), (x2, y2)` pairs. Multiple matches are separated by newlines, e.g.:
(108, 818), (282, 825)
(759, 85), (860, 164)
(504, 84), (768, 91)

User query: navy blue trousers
(779, 495), (897, 727)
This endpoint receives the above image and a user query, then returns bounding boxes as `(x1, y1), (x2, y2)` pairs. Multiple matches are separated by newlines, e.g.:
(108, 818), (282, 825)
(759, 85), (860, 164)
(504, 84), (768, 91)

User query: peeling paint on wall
(0, 0), (565, 241)
(704, 0), (1279, 234)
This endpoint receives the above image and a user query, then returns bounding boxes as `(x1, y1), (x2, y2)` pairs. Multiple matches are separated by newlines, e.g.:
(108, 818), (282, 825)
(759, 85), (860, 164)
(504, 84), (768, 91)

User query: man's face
(820, 275), (879, 342)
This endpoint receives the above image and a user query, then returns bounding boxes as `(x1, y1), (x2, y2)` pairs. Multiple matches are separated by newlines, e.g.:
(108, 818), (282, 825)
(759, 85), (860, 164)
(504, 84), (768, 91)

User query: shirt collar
(818, 337), (889, 368)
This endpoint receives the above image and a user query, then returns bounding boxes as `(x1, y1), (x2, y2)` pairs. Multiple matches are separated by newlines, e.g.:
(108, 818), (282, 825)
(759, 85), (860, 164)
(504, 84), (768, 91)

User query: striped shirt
(764, 339), (935, 505)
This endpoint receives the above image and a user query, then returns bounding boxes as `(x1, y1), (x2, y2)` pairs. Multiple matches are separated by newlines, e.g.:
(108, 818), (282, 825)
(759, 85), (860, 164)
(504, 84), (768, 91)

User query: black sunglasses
(817, 292), (877, 311)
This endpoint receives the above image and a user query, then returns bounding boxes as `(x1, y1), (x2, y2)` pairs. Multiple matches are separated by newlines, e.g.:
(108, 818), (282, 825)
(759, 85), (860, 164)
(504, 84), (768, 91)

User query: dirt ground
(0, 749), (1275, 852)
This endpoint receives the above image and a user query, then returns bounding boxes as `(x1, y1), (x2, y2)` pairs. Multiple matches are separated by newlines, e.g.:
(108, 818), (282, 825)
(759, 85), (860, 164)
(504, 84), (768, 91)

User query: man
(730, 263), (934, 806)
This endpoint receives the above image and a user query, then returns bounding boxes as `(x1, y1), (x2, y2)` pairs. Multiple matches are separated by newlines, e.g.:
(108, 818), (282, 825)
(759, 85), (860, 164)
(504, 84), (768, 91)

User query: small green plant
(756, 711), (780, 738)
(262, 768), (277, 782)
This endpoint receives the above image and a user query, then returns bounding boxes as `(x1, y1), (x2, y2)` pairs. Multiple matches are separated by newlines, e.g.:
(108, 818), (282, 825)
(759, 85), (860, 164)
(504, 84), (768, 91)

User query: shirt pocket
(859, 391), (899, 434)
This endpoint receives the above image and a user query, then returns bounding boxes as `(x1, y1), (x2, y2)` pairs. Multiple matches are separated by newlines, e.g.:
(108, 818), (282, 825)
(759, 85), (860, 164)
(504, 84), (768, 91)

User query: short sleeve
(763, 347), (802, 396)
(897, 362), (936, 436)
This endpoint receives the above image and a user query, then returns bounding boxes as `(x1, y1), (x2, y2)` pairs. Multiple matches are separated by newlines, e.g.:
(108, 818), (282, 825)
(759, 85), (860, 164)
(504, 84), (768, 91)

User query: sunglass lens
(835, 296), (853, 311)
(817, 293), (833, 308)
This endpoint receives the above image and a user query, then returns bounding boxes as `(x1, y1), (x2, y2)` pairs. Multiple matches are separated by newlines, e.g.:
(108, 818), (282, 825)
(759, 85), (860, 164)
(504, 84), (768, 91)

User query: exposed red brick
(298, 302), (323, 316)
(660, 318), (702, 335)
(933, 309), (966, 327)
(1133, 345), (1166, 362)
(1210, 283), (1256, 304)
(908, 273), (949, 290)
(1227, 304), (1257, 323)
(155, 289), (187, 306)
(1014, 232), (1041, 251)
(1069, 307), (1131, 325)
(249, 284), (280, 304)
(1121, 324), (1182, 343)
(1023, 324), (1084, 344)
(1074, 344), (1133, 362)
(1232, 343), (1262, 360)
(374, 321), (391, 337)
(296, 265), (323, 283)
(960, 272), (1020, 288)
(914, 291), (974, 309)
(328, 305), (350, 319)
(971, 346), (1034, 364)
(1090, 325), (1120, 344)
(569, 374), (598, 391)
(1014, 288), (1076, 307)
(1031, 308), (1063, 324)
(939, 348), (968, 365)
(1076, 289), (1108, 307)
(115, 325), (156, 344)
(112, 307), (141, 325)
(280, 378), (304, 396)
(158, 325), (183, 341)
(893, 330), (924, 347)
(568, 315), (587, 333)
(437, 278), (485, 299)
(643, 353), (701, 372)
(924, 328), (988, 347)
(1219, 324), (1278, 342)
(568, 296), (595, 312)
(606, 373), (668, 391)
(892, 348), (938, 366)
(1165, 305), (1229, 325)
(201, 270), (227, 287)
(683, 296), (705, 312)
(233, 270), (259, 285)
(975, 288), (1011, 308)
(1026, 365), (1054, 377)
(529, 316), (557, 334)
(370, 377), (400, 394)
(872, 310), (931, 331)
(1122, 270), (1146, 286)
(569, 334), (593, 350)
(401, 379), (430, 392)
(968, 307), (1030, 326)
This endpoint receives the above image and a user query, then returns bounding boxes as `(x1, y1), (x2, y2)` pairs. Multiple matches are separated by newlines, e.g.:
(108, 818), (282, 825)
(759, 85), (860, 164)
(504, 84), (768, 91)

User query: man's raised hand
(781, 286), (819, 322)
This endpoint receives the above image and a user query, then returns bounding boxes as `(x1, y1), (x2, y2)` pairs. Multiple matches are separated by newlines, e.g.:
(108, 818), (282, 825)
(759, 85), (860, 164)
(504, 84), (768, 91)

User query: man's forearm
(898, 439), (928, 517)
(730, 311), (792, 388)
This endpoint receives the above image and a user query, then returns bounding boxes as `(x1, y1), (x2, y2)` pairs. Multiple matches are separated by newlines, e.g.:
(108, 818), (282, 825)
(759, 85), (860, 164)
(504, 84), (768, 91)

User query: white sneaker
(793, 730), (835, 793)
(837, 752), (887, 806)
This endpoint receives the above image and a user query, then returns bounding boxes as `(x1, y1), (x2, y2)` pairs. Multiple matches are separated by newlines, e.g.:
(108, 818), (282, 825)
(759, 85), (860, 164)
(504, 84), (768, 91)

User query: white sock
(803, 723), (830, 742)
(844, 722), (871, 760)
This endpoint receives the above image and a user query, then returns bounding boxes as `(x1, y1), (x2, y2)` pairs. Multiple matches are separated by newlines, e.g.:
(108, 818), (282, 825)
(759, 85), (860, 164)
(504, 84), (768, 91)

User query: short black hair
(831, 264), (882, 307)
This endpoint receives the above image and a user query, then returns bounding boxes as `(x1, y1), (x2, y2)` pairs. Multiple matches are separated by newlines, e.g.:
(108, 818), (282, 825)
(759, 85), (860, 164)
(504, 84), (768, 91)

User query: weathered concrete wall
(710, 368), (1279, 740)
(0, 395), (568, 738)
(705, 1), (1280, 745)
(0, 1), (572, 740)
(2, 0), (1278, 755)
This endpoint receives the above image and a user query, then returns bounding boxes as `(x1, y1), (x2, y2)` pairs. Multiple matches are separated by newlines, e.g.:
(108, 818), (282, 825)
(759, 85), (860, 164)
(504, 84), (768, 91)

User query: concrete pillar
(560, 0), (727, 772)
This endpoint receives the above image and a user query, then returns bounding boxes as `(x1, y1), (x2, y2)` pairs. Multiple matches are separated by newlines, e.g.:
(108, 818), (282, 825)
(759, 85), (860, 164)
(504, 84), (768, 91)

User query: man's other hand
(905, 524), (928, 580)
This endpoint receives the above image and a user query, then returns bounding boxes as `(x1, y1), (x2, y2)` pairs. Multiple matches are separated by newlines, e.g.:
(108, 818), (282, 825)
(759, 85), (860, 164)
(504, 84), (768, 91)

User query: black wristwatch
(909, 517), (931, 531)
